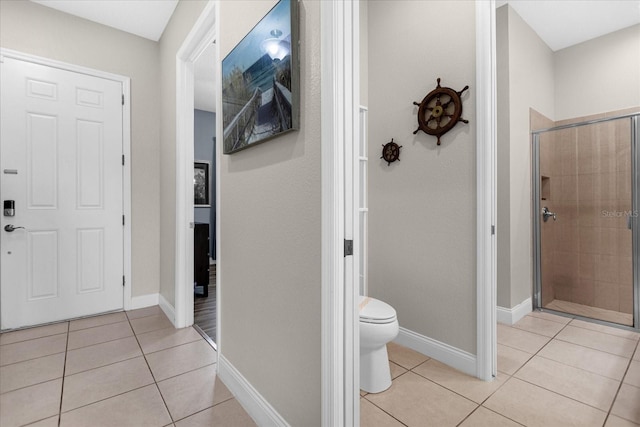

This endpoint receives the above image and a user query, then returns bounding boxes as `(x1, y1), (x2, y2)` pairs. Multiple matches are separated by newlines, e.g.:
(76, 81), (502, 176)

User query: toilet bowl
(359, 296), (399, 393)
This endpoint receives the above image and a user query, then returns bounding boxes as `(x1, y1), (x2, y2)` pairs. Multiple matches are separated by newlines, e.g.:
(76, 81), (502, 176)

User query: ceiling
(30, 0), (178, 42)
(497, 0), (640, 51)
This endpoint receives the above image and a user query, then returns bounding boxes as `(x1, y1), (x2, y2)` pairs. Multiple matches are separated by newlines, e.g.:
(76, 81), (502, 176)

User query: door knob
(541, 207), (557, 222)
(4, 224), (25, 232)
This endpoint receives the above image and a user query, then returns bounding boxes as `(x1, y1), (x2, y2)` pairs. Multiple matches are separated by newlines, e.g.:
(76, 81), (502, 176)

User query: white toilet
(359, 295), (399, 393)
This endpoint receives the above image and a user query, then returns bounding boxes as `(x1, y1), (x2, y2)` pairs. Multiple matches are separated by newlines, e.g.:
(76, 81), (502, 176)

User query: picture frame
(222, 0), (299, 154)
(194, 161), (210, 207)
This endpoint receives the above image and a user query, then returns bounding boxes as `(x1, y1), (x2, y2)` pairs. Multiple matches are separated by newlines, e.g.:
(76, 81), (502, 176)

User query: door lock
(4, 224), (25, 232)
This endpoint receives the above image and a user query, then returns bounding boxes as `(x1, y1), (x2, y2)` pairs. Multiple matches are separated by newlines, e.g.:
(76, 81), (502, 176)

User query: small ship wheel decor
(413, 78), (469, 145)
(381, 138), (402, 166)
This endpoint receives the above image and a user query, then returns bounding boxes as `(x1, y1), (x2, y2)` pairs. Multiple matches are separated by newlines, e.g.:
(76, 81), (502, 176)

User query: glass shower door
(534, 114), (638, 328)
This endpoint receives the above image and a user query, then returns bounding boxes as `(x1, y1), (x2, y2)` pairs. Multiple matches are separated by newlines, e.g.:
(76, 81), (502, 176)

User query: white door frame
(173, 1), (218, 331)
(320, 1), (361, 425)
(475, 0), (498, 381)
(0, 48), (133, 317)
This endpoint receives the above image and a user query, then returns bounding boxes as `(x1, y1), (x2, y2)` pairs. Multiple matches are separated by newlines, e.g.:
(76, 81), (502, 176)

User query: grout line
(362, 394), (409, 426)
(59, 383), (157, 415)
(0, 347), (67, 370)
(57, 322), (70, 427)
(604, 340), (640, 424)
(170, 395), (236, 424)
(129, 316), (175, 424)
(66, 331), (135, 353)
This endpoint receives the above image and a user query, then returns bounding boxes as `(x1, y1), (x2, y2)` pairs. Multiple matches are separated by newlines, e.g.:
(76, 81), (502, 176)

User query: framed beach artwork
(222, 0), (300, 154)
(194, 162), (210, 207)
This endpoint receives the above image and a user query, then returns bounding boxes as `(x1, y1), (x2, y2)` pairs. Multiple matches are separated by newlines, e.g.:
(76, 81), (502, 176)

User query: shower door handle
(542, 207), (556, 222)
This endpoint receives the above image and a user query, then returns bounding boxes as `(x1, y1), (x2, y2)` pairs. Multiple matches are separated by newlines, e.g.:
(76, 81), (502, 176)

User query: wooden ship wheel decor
(413, 78), (469, 145)
(381, 138), (402, 166)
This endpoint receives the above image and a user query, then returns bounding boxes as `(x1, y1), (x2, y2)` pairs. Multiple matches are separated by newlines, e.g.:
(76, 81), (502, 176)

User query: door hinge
(122, 155), (125, 166)
(122, 94), (125, 105)
(123, 276), (125, 287)
(122, 215), (125, 226)
(344, 239), (353, 257)
(491, 225), (495, 235)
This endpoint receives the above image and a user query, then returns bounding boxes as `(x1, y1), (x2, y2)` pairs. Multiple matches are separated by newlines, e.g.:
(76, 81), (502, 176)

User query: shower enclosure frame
(532, 112), (640, 331)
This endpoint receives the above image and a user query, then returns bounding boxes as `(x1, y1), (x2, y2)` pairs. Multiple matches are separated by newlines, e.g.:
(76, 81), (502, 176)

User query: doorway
(533, 113), (639, 328)
(193, 41), (218, 345)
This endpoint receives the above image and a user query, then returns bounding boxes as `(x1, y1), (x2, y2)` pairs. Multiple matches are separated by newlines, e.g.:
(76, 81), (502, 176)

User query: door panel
(1, 57), (124, 329)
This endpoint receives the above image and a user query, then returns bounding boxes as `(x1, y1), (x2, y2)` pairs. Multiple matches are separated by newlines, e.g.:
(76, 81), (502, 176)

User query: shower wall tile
(616, 137), (631, 172)
(616, 229), (632, 258)
(593, 281), (619, 312)
(619, 284), (633, 314)
(560, 176), (578, 201)
(577, 174), (594, 201)
(619, 257), (632, 286)
(617, 172), (631, 200)
(595, 255), (619, 283)
(579, 231), (599, 254)
(558, 128), (577, 176)
(572, 279), (595, 306)
(594, 173), (617, 201)
(577, 138), (596, 175)
(578, 254), (596, 280)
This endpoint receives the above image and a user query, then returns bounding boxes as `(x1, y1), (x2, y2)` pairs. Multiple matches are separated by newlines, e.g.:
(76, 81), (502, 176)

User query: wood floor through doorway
(194, 264), (216, 342)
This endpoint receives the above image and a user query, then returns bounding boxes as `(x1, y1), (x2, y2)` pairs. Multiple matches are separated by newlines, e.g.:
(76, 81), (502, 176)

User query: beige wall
(157, 0), (208, 307)
(218, 1), (322, 425)
(496, 5), (511, 308)
(497, 5), (555, 308)
(0, 0), (161, 298)
(367, 1), (477, 354)
(555, 24), (640, 121)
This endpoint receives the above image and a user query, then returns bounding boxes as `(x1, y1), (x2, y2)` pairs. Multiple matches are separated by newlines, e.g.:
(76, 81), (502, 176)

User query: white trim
(218, 354), (288, 427)
(0, 48), (133, 316)
(320, 1), (360, 426)
(174, 1), (217, 329)
(395, 327), (477, 377)
(159, 292), (176, 325)
(130, 293), (160, 310)
(475, 0), (498, 381)
(497, 298), (532, 325)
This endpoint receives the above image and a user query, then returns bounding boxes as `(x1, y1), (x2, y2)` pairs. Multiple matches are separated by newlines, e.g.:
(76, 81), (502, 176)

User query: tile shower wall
(540, 110), (634, 314)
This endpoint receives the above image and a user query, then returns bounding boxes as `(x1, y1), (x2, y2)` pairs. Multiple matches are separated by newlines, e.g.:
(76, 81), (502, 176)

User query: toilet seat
(359, 296), (397, 324)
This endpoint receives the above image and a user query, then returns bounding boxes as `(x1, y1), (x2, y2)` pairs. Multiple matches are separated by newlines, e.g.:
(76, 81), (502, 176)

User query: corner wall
(367, 1), (477, 354)
(218, 1), (322, 425)
(496, 5), (554, 311)
(0, 0), (161, 299)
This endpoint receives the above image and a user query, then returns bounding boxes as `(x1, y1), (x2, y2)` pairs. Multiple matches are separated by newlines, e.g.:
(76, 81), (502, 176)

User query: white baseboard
(218, 354), (289, 427)
(497, 298), (532, 326)
(130, 293), (159, 310)
(158, 293), (176, 325)
(394, 327), (477, 378)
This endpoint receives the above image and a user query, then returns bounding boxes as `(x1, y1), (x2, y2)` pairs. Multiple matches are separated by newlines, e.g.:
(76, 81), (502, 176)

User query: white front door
(1, 57), (124, 330)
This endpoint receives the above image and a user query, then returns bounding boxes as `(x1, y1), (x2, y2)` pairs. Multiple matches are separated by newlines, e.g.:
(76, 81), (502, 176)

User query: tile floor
(362, 311), (640, 427)
(0, 306), (256, 427)
(2, 309), (639, 426)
